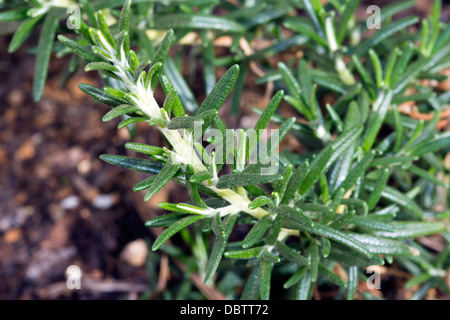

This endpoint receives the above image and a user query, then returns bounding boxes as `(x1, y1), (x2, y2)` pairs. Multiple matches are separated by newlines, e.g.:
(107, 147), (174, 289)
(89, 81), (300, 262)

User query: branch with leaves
(46, 0), (450, 300)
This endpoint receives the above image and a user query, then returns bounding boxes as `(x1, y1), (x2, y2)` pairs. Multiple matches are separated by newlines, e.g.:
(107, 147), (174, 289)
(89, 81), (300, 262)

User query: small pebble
(92, 194), (116, 209)
(120, 239), (148, 267)
(60, 195), (80, 210)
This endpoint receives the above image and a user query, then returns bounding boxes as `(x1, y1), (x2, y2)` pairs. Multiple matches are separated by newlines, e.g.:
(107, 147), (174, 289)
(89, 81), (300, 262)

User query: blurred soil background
(0, 0), (449, 300)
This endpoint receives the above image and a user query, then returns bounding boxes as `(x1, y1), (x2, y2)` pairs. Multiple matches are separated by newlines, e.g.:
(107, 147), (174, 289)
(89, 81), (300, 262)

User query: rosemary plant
(4, 0), (450, 300)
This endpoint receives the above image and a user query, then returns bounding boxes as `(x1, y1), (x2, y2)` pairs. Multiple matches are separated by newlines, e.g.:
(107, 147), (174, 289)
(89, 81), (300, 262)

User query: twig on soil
(148, 254), (170, 300)
(397, 105), (450, 130)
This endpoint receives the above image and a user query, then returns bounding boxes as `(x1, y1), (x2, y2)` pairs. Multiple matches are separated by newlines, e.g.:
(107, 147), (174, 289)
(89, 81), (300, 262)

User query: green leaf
(350, 216), (397, 232)
(162, 84), (185, 117)
(276, 205), (315, 227)
(281, 161), (309, 204)
(296, 222), (372, 258)
(149, 29), (174, 91)
(243, 35), (308, 63)
(401, 119), (425, 152)
(129, 50), (139, 72)
(197, 109), (220, 125)
(341, 198), (368, 217)
(248, 196), (274, 210)
(366, 184), (423, 220)
(263, 117), (296, 157)
(391, 42), (415, 85)
(167, 116), (203, 130)
(216, 173), (283, 189)
(148, 118), (166, 126)
(212, 213), (226, 238)
(318, 264), (346, 287)
(204, 214), (238, 284)
(374, 221), (446, 239)
(284, 18), (327, 47)
(356, 17), (419, 57)
(189, 171), (213, 183)
(196, 64), (240, 126)
(152, 14), (245, 32)
(118, 0), (131, 34)
(337, 150), (375, 195)
(8, 14), (44, 53)
(370, 155), (418, 167)
(285, 95), (312, 120)
(244, 185), (268, 198)
(298, 202), (332, 215)
(294, 271), (313, 300)
(125, 143), (165, 156)
(345, 233), (417, 256)
(380, 0), (416, 21)
(133, 176), (156, 192)
(346, 266), (358, 300)
(80, 0), (97, 27)
(393, 57), (432, 94)
(303, 0), (324, 37)
(320, 238), (331, 258)
(251, 90), (285, 150)
(0, 8), (28, 21)
(58, 35), (105, 63)
(152, 215), (204, 251)
(278, 62), (301, 100)
(96, 10), (115, 47)
(259, 255), (275, 300)
(329, 210), (356, 230)
(325, 103), (343, 132)
(33, 12), (59, 102)
(266, 215), (283, 246)
(328, 102), (360, 191)
(159, 202), (208, 215)
(241, 266), (260, 300)
(384, 48), (400, 88)
(407, 131), (450, 157)
(144, 162), (181, 201)
(366, 168), (391, 210)
(144, 62), (163, 89)
(224, 246), (264, 259)
(409, 165), (447, 188)
(310, 70), (347, 94)
(369, 49), (383, 88)
(103, 86), (129, 101)
(242, 215), (273, 249)
(309, 242), (319, 282)
(298, 148), (333, 196)
(145, 212), (189, 227)
(283, 266), (307, 289)
(405, 273), (434, 289)
(185, 164), (207, 208)
(240, 5), (292, 28)
(102, 104), (141, 122)
(118, 116), (149, 129)
(351, 54), (374, 85)
(85, 62), (118, 73)
(336, 0), (360, 44)
(362, 90), (393, 151)
(328, 242), (385, 267)
(100, 154), (164, 174)
(299, 125), (363, 196)
(79, 83), (128, 107)
(275, 241), (309, 266)
(200, 30), (216, 95)
(273, 164), (294, 199)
